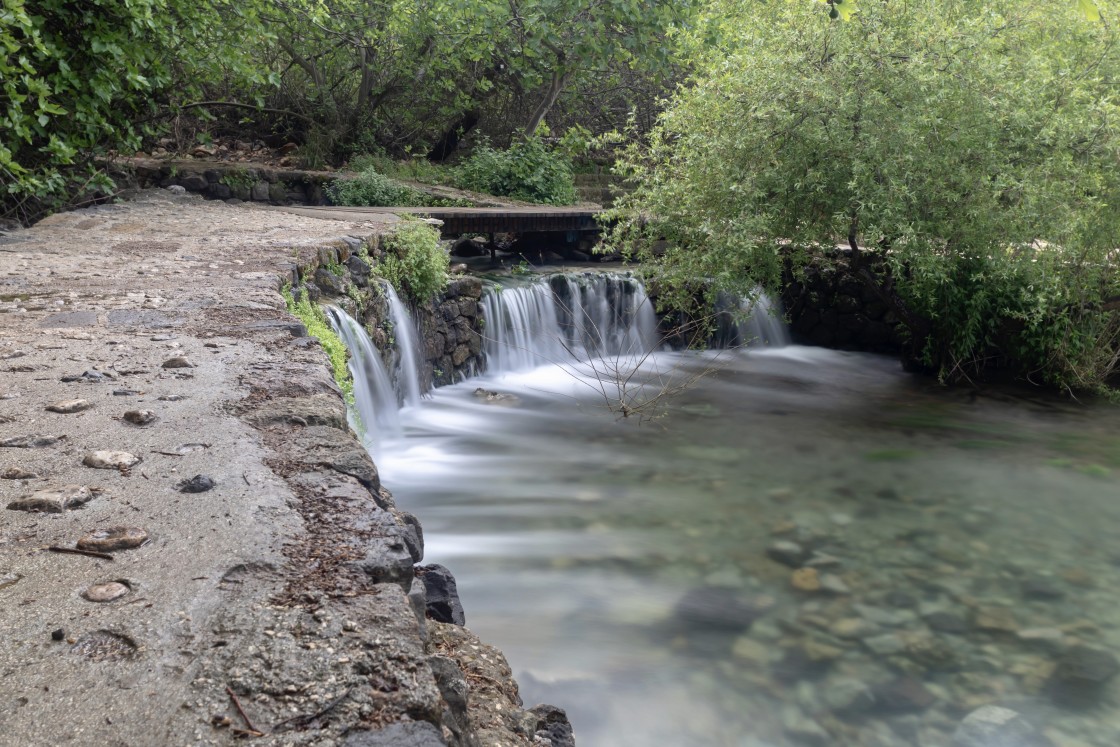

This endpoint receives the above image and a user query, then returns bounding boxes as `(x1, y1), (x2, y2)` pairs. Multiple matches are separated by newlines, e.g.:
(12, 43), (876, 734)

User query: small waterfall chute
(383, 283), (422, 407)
(712, 290), (791, 349)
(480, 273), (661, 374)
(326, 306), (402, 440)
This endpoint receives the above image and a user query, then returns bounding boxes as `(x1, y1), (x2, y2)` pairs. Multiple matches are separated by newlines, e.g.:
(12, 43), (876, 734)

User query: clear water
(376, 347), (1120, 746)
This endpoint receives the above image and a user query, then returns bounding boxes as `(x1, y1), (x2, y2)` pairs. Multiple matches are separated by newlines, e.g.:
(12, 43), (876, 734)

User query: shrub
(327, 168), (428, 207)
(456, 137), (577, 205)
(376, 221), (449, 301)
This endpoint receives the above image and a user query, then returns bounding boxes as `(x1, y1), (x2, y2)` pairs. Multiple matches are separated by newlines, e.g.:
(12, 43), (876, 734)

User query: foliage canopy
(610, 0), (1120, 390)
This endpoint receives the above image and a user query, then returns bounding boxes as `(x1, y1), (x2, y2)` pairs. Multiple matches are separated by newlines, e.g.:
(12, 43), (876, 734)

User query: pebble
(781, 705), (830, 745)
(45, 399), (93, 413)
(831, 618), (877, 640)
(82, 451), (140, 469)
(77, 526), (149, 552)
(1021, 576), (1065, 601)
(863, 633), (907, 656)
(854, 604), (917, 627)
(973, 606), (1019, 634)
(51, 628), (65, 641)
(791, 568), (821, 592)
(819, 573), (851, 594)
(925, 610), (970, 635)
(82, 581), (131, 603)
(823, 678), (876, 715)
(122, 409), (157, 426)
(767, 540), (808, 568)
(161, 356), (194, 369)
(0, 434), (66, 448)
(112, 389), (142, 396)
(871, 676), (937, 713)
(7, 484), (98, 513)
(952, 705), (1039, 747)
(1047, 645), (1120, 705)
(158, 394), (187, 402)
(177, 474), (216, 493)
(61, 369), (112, 383)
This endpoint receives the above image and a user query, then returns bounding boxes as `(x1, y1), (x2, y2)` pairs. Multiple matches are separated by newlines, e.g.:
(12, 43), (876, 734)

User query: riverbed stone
(973, 606), (1019, 634)
(1047, 645), (1120, 706)
(1, 434), (66, 448)
(952, 705), (1043, 747)
(871, 676), (937, 713)
(82, 581), (131, 603)
(176, 474), (216, 493)
(768, 540), (809, 568)
(672, 586), (771, 631)
(123, 409), (157, 426)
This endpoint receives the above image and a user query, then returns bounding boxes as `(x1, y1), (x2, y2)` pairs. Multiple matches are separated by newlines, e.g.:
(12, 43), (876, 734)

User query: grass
(281, 283), (353, 404)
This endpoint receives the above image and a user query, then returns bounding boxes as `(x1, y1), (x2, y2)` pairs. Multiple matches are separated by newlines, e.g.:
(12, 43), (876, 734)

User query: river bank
(0, 189), (568, 746)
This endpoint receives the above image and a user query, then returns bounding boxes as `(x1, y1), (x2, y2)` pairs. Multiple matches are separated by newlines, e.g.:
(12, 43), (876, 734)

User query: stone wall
(291, 237), (485, 390)
(782, 252), (905, 353)
(125, 159), (335, 206)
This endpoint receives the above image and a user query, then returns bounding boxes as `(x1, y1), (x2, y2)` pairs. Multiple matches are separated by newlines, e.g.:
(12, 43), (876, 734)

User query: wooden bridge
(282, 205), (604, 236)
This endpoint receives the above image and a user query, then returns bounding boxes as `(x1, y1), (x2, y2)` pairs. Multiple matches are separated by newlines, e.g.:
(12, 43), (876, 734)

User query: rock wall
(125, 159), (335, 206)
(782, 252), (905, 353)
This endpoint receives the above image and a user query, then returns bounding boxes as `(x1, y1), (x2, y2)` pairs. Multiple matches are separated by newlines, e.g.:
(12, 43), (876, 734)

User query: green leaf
(1077, 0), (1101, 22)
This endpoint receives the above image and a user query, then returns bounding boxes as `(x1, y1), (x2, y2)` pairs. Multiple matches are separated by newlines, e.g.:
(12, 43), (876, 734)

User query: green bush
(327, 168), (428, 207)
(376, 221), (449, 301)
(456, 137), (577, 205)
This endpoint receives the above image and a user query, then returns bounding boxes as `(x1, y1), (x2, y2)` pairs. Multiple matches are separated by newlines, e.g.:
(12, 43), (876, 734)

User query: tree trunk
(524, 70), (573, 137)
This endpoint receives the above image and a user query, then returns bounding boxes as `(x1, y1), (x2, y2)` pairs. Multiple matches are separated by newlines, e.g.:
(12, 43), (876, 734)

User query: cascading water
(480, 272), (662, 373)
(383, 283), (422, 407)
(326, 306), (402, 440)
(712, 290), (791, 349)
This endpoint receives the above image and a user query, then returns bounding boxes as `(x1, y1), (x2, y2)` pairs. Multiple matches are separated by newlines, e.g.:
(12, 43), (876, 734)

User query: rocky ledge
(0, 190), (571, 746)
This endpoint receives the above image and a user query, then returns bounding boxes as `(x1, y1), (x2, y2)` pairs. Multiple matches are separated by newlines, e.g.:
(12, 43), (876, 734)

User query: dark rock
(1047, 645), (1120, 706)
(531, 704), (575, 747)
(346, 255), (371, 286)
(446, 277), (483, 299)
(330, 450), (380, 492)
(354, 536), (415, 588)
(179, 174), (208, 191)
(244, 319), (308, 337)
(1021, 576), (1065, 601)
(767, 540), (809, 568)
(417, 564), (466, 626)
(870, 676), (937, 713)
(177, 474), (216, 493)
(161, 356), (194, 369)
(341, 721), (447, 746)
(250, 181), (269, 201)
(883, 590), (917, 609)
(398, 511), (424, 563)
(203, 169), (222, 184)
(450, 236), (488, 257)
(672, 586), (770, 632)
(773, 647), (833, 683)
(209, 183), (232, 200)
(313, 267), (346, 296)
(51, 628), (65, 641)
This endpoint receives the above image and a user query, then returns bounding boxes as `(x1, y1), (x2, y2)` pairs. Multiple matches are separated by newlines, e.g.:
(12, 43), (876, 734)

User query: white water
(326, 306), (402, 442)
(480, 273), (662, 372)
(384, 283), (422, 407)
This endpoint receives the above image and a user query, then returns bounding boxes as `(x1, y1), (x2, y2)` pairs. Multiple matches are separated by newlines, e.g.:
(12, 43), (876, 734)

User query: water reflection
(379, 347), (1120, 746)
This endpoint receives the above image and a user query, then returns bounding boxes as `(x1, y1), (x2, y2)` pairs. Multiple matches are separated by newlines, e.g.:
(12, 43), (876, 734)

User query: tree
(609, 0), (1120, 391)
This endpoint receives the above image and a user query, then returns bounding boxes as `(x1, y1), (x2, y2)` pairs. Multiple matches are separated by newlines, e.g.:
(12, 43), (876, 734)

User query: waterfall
(326, 306), (402, 439)
(712, 290), (791, 349)
(480, 273), (661, 373)
(384, 284), (422, 408)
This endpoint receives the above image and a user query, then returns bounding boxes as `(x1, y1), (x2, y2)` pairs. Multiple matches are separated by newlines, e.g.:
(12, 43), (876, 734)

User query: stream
(337, 276), (1120, 746)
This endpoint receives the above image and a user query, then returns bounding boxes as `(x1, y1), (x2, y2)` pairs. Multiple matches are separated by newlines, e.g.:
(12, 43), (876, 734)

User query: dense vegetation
(6, 0), (1118, 391)
(609, 0), (1120, 391)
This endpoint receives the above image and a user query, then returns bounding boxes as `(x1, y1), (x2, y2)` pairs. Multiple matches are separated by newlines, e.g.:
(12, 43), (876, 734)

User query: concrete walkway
(0, 191), (550, 746)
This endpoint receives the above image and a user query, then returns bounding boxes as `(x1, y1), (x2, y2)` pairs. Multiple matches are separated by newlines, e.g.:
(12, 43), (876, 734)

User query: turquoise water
(376, 346), (1120, 746)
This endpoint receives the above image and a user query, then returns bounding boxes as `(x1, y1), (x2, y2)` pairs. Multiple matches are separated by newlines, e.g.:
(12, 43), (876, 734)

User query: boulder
(417, 564), (466, 626)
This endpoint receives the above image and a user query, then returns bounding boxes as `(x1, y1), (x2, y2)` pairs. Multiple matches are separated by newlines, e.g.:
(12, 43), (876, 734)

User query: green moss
(281, 283), (354, 404)
(863, 448), (918, 462)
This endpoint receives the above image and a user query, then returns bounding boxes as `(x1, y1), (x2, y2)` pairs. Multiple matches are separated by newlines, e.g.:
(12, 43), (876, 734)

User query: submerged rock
(672, 586), (772, 632)
(952, 705), (1045, 747)
(1047, 645), (1120, 706)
